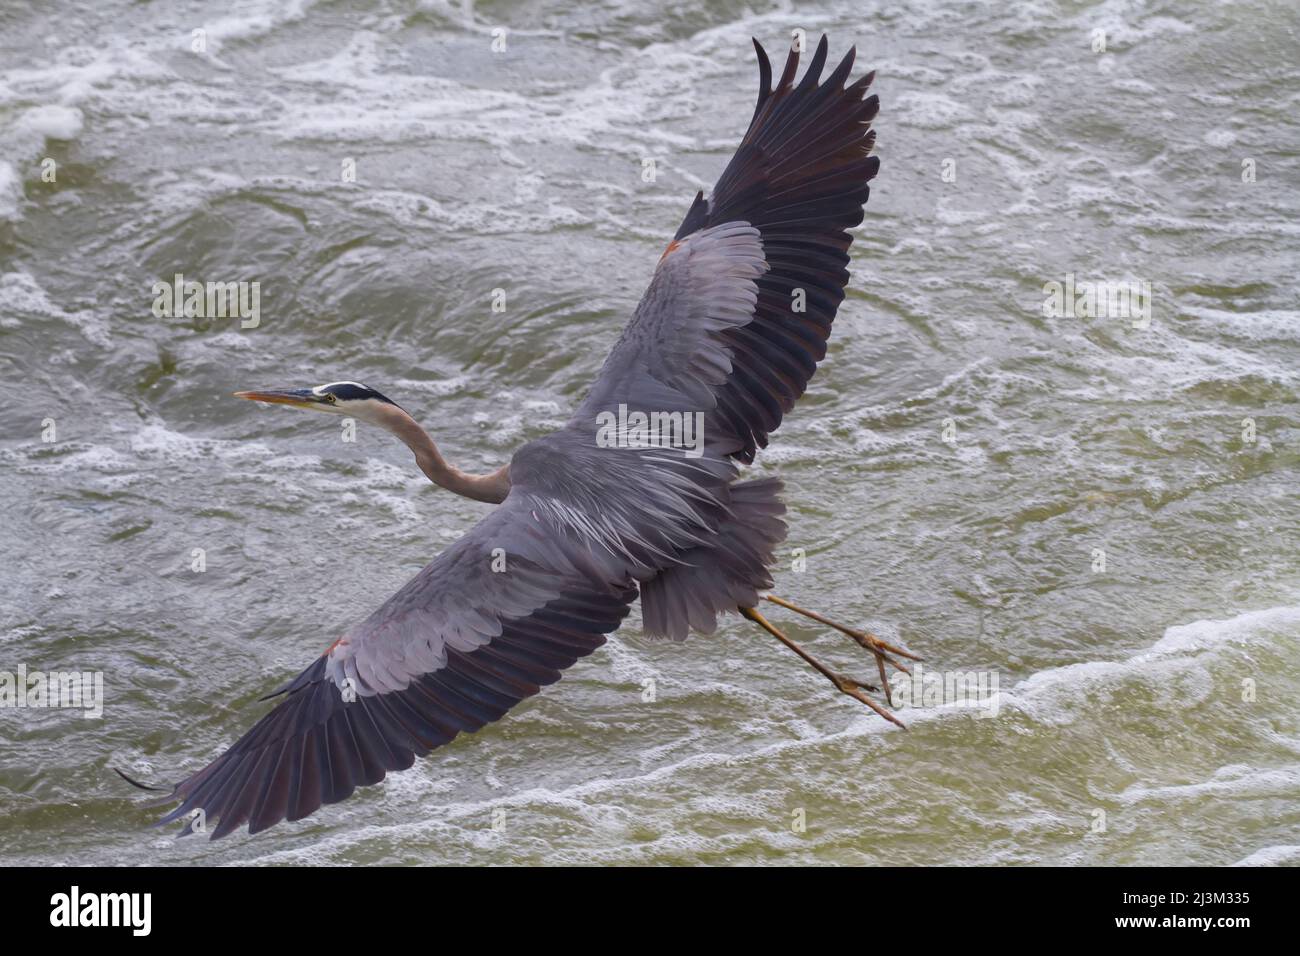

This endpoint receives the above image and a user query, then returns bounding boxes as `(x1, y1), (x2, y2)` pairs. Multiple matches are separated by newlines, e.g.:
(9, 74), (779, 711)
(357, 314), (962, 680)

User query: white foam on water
(1147, 604), (1300, 656)
(0, 271), (111, 346)
(15, 103), (83, 140)
(0, 0), (323, 219)
(0, 105), (83, 220)
(0, 164), (20, 224)
(1232, 845), (1300, 867)
(1071, 0), (1199, 48)
(362, 489), (425, 525)
(892, 90), (965, 130)
(1118, 764), (1300, 806)
(235, 738), (782, 866)
(980, 604), (1300, 728)
(202, 0), (319, 53)
(1179, 305), (1300, 344)
(601, 631), (663, 688)
(264, 26), (695, 156)
(0, 42), (162, 221)
(129, 422), (274, 463)
(266, 32), (532, 139)
(744, 602), (1300, 741)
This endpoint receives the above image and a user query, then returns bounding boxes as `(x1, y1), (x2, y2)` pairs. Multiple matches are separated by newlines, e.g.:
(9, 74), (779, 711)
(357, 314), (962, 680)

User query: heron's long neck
(378, 403), (510, 504)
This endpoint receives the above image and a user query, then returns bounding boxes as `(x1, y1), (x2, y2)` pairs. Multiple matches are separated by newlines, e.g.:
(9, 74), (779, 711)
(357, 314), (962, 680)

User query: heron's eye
(323, 393), (337, 404)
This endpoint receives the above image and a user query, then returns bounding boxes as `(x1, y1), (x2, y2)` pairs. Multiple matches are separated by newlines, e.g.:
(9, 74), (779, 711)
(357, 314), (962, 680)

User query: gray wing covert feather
(577, 221), (768, 438)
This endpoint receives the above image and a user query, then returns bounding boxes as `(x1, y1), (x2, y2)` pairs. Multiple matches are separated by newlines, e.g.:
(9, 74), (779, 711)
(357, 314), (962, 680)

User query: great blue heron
(123, 35), (919, 839)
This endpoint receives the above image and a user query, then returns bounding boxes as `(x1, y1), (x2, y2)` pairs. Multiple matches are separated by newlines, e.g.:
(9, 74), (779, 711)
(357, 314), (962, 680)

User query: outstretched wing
(577, 35), (879, 463)
(147, 484), (637, 840)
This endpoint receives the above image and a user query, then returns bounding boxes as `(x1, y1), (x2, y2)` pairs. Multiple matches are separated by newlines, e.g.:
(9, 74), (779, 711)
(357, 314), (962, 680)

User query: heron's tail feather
(640, 478), (787, 640)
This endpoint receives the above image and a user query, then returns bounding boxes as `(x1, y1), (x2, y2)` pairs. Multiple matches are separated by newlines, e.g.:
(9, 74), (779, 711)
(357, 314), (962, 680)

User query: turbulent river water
(1, 0), (1297, 865)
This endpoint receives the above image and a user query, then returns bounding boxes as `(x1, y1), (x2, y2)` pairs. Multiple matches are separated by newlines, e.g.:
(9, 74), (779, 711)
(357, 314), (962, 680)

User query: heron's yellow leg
(761, 594), (922, 708)
(739, 606), (905, 729)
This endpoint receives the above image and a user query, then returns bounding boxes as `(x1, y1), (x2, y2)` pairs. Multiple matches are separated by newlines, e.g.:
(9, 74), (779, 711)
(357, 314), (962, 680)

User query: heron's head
(234, 381), (402, 425)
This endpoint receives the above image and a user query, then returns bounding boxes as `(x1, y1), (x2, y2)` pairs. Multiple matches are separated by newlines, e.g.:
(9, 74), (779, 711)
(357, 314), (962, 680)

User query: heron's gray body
(148, 35), (880, 838)
(331, 219), (800, 695)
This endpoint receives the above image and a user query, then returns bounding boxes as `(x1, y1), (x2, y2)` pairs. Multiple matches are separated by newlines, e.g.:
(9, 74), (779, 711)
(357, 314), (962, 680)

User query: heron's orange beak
(233, 388), (320, 409)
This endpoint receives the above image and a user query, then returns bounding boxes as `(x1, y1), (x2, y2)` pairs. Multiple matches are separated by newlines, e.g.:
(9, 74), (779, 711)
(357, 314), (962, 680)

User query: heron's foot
(762, 594), (921, 708)
(739, 605), (905, 728)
